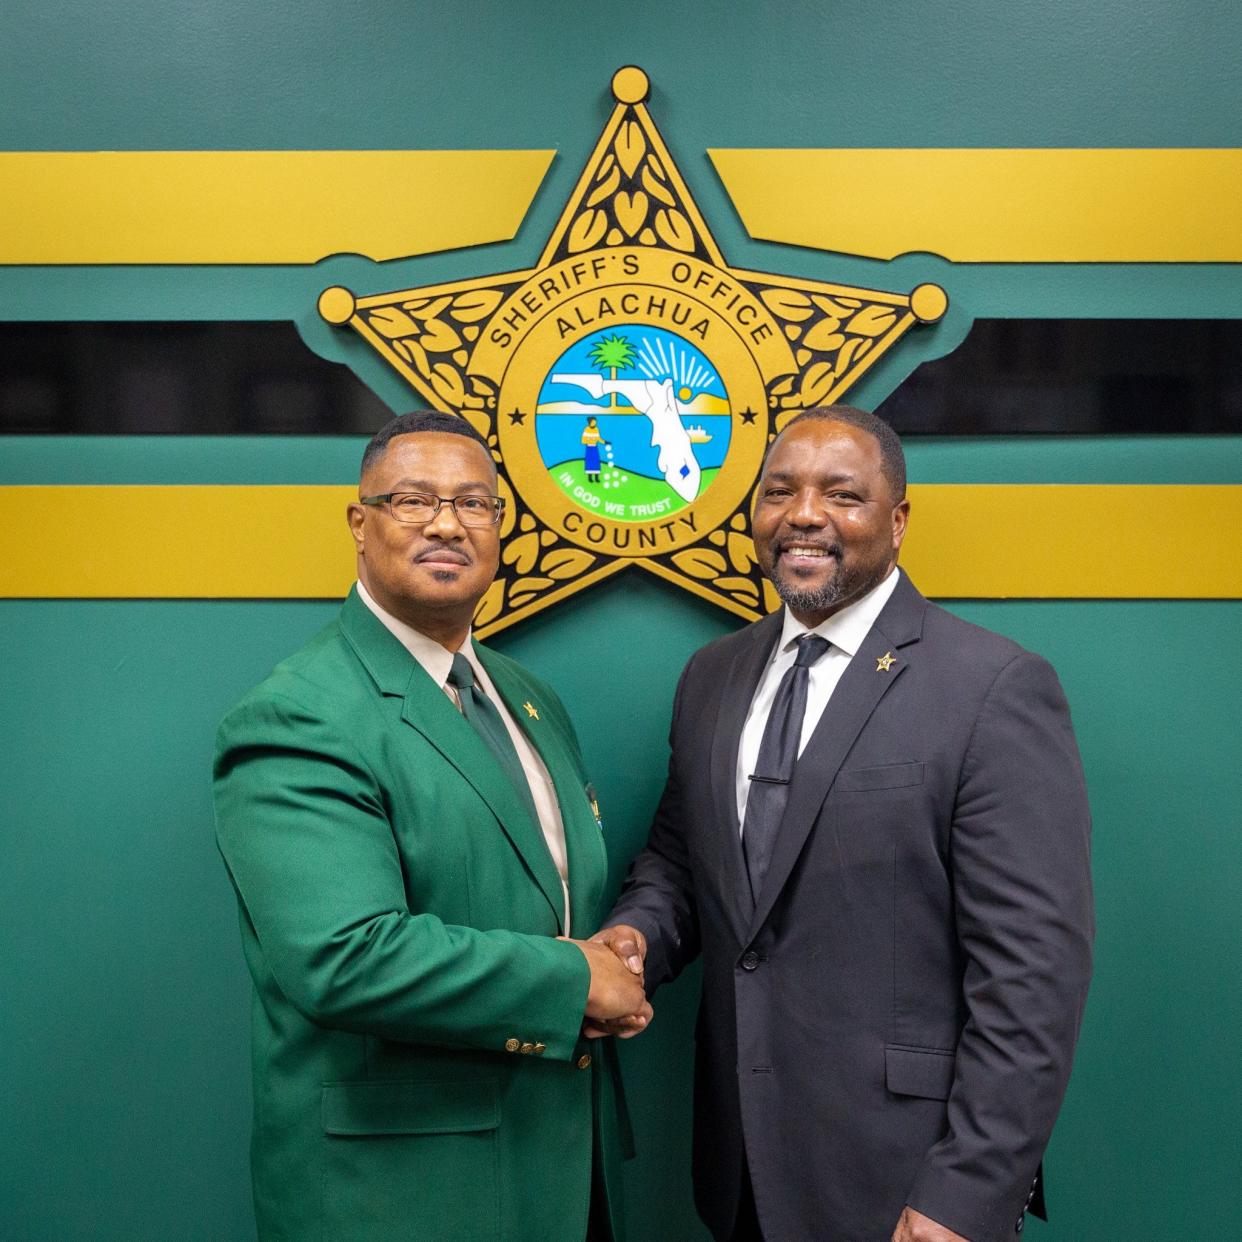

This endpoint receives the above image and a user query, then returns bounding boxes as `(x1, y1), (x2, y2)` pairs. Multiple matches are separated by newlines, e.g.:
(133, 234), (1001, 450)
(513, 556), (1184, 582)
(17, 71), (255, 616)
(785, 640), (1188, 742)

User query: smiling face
(752, 417), (909, 627)
(347, 432), (500, 646)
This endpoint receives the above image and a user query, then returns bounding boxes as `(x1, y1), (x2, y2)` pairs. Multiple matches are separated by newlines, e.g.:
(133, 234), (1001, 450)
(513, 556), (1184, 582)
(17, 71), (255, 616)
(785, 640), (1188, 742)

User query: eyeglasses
(359, 491), (505, 527)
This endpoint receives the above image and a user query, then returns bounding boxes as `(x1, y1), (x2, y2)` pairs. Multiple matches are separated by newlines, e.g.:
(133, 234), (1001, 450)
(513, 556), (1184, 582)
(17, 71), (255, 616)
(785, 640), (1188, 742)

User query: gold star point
(876, 652), (897, 673)
(523, 701), (540, 719)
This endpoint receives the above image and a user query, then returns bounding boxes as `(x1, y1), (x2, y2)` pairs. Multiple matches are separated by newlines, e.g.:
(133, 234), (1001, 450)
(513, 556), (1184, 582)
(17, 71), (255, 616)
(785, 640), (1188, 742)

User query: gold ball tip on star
(910, 283), (949, 324)
(318, 285), (357, 325)
(611, 66), (650, 105)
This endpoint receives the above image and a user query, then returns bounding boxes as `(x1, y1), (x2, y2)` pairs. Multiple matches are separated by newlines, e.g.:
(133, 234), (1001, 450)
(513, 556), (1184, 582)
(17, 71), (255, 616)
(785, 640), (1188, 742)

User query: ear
(891, 497), (910, 553)
(347, 502), (366, 554)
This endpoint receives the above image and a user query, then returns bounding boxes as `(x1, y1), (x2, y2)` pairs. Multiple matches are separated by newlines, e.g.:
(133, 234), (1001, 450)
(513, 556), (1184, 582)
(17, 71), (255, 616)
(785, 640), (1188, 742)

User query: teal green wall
(3, 4), (1240, 1239)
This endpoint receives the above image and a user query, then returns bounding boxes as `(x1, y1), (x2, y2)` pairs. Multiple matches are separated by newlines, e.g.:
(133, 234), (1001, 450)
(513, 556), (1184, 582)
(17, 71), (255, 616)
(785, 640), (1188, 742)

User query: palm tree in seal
(587, 334), (636, 410)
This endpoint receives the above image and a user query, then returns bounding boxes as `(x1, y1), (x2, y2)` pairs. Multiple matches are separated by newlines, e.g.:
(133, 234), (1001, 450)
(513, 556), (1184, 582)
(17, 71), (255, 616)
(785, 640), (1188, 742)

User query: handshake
(563, 924), (652, 1040)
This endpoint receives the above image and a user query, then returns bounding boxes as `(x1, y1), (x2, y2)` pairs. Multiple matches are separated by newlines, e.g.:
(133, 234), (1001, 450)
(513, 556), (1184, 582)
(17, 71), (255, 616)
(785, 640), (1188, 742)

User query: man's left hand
(583, 1000), (653, 1039)
(891, 1206), (970, 1242)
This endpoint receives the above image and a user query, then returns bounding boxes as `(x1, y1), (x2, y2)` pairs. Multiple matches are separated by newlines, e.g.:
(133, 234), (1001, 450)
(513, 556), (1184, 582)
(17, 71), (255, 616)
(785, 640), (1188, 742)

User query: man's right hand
(590, 923), (647, 976)
(564, 937), (647, 1022)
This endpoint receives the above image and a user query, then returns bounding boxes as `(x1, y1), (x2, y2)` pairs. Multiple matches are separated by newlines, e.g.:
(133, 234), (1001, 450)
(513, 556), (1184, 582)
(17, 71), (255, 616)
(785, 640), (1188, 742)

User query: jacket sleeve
(213, 690), (591, 1061)
(604, 655), (702, 991)
(906, 652), (1094, 1241)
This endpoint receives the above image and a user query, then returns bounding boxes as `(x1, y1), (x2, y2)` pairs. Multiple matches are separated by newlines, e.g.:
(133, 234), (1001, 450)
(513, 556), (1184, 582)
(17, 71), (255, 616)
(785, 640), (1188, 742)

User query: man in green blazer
(214, 411), (647, 1242)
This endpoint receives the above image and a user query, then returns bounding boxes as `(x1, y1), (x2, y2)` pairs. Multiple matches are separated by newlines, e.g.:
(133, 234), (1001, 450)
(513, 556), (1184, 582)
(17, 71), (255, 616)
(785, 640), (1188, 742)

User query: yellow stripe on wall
(901, 485), (1241, 598)
(0, 151), (554, 264)
(8, 148), (1238, 266)
(0, 486), (356, 597)
(709, 149), (1242, 262)
(0, 485), (1238, 600)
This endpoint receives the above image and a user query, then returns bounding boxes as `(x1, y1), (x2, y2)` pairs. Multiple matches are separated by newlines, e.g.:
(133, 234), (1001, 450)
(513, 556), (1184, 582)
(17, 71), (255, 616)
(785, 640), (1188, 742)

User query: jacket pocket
(884, 1045), (956, 1100)
(322, 1078), (500, 1136)
(836, 761), (924, 792)
(320, 1079), (501, 1242)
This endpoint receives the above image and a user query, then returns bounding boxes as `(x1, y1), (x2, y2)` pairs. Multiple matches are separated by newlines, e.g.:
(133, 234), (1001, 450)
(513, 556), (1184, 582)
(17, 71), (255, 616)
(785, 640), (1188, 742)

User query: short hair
(360, 411), (493, 481)
(776, 405), (906, 501)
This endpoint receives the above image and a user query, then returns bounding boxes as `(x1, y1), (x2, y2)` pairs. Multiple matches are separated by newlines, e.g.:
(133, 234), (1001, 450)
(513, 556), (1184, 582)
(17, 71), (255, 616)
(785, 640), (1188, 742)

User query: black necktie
(447, 654), (542, 832)
(742, 634), (831, 903)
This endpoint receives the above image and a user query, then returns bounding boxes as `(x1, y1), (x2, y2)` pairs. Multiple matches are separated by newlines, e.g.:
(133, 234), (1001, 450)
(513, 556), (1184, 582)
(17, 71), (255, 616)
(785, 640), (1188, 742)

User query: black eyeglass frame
(359, 492), (506, 526)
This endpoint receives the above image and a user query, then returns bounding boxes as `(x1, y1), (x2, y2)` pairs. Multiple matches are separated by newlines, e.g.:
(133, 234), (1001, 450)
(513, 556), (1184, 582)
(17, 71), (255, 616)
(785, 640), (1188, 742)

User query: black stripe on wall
(0, 322), (391, 435)
(877, 319), (1242, 434)
(2, 319), (1241, 435)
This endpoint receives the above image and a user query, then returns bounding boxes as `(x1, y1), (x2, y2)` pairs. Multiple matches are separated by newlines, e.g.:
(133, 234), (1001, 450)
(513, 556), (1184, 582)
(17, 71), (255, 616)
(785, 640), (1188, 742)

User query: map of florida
(549, 373), (702, 502)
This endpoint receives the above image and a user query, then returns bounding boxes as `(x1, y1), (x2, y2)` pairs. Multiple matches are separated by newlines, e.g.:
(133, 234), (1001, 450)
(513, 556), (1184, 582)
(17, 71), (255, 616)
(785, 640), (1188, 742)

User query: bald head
(773, 405), (906, 504)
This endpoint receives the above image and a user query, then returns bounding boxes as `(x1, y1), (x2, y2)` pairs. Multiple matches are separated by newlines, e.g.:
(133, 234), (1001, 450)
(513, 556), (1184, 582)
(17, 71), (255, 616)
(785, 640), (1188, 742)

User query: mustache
(412, 542), (471, 565)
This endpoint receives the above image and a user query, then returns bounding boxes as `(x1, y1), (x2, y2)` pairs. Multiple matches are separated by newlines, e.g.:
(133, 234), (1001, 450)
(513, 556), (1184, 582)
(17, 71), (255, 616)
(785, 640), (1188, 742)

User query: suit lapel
(747, 573), (928, 937)
(710, 611), (783, 938)
(339, 591), (567, 931)
(475, 642), (607, 935)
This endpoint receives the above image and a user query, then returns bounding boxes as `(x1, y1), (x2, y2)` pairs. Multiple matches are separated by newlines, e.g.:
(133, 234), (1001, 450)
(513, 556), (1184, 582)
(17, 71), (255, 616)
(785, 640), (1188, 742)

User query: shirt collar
(355, 579), (480, 691)
(776, 565), (901, 659)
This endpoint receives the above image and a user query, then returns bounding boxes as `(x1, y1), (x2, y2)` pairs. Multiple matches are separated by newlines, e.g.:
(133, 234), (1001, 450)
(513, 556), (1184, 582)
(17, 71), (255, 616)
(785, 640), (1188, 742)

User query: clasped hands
(562, 923), (652, 1039)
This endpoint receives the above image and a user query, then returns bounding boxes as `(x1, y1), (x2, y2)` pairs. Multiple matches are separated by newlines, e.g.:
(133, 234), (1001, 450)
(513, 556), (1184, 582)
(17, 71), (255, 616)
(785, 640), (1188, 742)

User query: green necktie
(447, 653), (542, 832)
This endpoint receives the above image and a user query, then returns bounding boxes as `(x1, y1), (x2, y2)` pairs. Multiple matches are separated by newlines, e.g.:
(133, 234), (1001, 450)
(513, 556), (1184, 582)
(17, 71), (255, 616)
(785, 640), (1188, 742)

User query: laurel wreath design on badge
(319, 65), (947, 637)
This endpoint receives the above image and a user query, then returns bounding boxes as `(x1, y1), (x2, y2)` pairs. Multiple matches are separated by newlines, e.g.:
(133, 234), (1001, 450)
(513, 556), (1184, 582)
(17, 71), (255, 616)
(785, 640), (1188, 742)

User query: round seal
(486, 249), (773, 558)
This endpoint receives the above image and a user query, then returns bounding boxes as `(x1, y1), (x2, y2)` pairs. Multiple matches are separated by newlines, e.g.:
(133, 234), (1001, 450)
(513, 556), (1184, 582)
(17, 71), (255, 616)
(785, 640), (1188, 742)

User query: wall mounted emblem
(319, 65), (946, 636)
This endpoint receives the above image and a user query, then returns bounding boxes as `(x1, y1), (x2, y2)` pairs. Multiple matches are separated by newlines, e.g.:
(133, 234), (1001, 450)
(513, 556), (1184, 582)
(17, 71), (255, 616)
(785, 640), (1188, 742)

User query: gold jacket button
(533, 1042), (547, 1054)
(520, 1042), (535, 1055)
(577, 1053), (592, 1070)
(505, 1038), (520, 1053)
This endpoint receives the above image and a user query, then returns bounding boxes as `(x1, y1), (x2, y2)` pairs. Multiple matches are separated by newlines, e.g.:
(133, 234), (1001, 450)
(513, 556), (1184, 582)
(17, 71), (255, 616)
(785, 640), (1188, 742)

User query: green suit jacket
(214, 589), (629, 1242)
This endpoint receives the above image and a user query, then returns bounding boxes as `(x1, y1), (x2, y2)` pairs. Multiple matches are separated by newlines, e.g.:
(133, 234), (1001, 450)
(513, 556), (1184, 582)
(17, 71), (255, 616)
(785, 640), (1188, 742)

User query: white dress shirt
(356, 581), (573, 931)
(736, 567), (900, 827)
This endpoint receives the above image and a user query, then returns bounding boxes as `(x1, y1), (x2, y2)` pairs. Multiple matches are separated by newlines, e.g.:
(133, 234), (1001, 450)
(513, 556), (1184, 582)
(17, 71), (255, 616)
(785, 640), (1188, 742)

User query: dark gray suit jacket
(609, 571), (1093, 1242)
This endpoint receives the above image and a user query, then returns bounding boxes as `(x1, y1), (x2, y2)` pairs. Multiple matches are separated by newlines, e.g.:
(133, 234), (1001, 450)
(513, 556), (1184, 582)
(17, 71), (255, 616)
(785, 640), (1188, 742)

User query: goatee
(769, 557), (887, 618)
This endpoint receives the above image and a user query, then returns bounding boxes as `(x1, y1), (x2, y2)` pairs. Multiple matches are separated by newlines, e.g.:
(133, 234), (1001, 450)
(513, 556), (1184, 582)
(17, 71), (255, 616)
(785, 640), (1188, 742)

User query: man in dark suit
(214, 411), (646, 1242)
(596, 406), (1093, 1242)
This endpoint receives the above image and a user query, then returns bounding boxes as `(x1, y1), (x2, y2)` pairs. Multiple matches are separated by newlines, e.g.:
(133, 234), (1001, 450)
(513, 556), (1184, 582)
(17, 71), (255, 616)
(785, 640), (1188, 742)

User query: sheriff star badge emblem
(319, 66), (947, 638)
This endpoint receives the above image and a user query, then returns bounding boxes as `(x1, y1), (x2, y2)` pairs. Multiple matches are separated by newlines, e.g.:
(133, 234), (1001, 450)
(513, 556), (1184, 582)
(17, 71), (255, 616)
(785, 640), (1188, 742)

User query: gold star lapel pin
(523, 701), (540, 719)
(876, 652), (897, 673)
